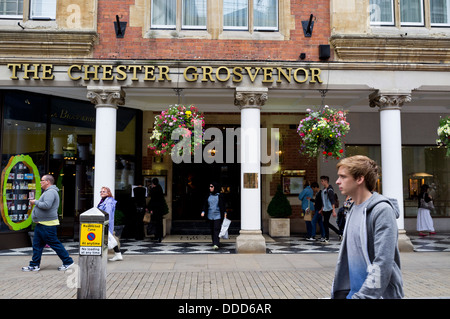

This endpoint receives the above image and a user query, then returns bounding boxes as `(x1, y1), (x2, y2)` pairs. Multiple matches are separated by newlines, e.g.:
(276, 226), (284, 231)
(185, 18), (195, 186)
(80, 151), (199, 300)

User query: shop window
(346, 145), (450, 217)
(370, 0), (449, 27)
(0, 0), (56, 20)
(224, 0), (278, 31)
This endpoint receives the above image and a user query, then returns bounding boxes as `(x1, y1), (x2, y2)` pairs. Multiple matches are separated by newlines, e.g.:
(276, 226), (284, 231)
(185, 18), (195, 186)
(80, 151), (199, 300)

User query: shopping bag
(143, 212), (151, 224)
(219, 217), (231, 239)
(304, 208), (313, 221)
(108, 231), (118, 249)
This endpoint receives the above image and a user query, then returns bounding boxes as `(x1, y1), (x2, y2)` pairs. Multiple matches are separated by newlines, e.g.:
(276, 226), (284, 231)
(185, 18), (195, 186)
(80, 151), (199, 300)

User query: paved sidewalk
(1, 251), (449, 299)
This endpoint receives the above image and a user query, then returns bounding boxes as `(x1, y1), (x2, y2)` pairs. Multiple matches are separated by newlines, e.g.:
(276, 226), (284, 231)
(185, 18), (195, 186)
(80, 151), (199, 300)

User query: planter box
(268, 218), (290, 237)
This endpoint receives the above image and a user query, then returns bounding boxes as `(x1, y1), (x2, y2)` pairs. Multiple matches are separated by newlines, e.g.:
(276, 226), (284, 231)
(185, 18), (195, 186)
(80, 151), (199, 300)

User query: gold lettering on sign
(7, 63), (322, 84)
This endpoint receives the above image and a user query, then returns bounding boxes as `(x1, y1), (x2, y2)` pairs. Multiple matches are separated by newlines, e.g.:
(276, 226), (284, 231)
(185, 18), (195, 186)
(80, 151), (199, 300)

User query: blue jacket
(298, 186), (314, 211)
(98, 196), (117, 233)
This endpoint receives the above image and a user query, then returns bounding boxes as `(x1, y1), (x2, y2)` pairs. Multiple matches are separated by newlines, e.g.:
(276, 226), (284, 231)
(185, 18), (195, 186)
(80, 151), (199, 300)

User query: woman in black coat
(147, 178), (165, 242)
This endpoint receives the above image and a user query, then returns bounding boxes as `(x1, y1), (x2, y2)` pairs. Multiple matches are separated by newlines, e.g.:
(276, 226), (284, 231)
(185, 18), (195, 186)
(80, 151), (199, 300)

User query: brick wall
(94, 0), (331, 62)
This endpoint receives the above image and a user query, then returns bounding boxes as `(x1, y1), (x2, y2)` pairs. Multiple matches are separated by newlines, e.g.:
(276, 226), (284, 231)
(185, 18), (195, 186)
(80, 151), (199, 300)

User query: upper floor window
(151, 0), (207, 30)
(0, 0), (56, 20)
(370, 0), (450, 27)
(431, 0), (450, 25)
(224, 0), (278, 31)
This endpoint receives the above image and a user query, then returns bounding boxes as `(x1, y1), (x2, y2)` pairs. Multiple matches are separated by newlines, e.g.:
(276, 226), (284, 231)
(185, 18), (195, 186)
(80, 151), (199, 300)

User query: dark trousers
(30, 224), (73, 267)
(322, 210), (341, 240)
(209, 219), (221, 246)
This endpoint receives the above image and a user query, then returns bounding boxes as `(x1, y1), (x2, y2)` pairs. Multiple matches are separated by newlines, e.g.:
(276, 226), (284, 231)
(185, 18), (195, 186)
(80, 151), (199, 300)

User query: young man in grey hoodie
(332, 155), (403, 299)
(22, 174), (74, 272)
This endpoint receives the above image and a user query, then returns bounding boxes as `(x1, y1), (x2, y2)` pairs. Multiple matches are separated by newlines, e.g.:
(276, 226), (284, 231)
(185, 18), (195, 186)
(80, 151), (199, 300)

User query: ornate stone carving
(369, 91), (411, 110)
(87, 86), (125, 108)
(234, 91), (268, 109)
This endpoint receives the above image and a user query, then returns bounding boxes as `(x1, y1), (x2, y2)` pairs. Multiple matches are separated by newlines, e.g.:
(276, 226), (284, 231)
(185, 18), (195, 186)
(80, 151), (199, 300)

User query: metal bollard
(77, 207), (109, 299)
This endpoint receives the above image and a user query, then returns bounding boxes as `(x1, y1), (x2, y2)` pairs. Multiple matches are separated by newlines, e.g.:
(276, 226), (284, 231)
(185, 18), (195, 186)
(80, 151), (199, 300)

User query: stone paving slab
(1, 252), (449, 300)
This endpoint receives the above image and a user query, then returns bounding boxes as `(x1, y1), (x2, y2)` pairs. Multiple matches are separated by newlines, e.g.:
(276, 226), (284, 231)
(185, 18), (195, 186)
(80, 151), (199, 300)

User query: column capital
(369, 90), (411, 110)
(234, 88), (268, 110)
(87, 86), (125, 108)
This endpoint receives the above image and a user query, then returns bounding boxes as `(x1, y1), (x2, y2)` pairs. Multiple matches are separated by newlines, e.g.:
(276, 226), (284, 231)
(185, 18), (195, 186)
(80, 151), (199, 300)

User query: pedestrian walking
(337, 196), (352, 235)
(98, 186), (122, 261)
(147, 178), (165, 243)
(309, 182), (326, 241)
(332, 155), (403, 299)
(201, 181), (226, 250)
(417, 184), (436, 236)
(22, 174), (74, 272)
(320, 176), (342, 242)
(298, 181), (314, 239)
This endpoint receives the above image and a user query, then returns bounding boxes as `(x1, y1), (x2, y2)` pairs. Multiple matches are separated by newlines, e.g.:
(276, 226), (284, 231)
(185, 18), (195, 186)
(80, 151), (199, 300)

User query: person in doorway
(22, 175), (74, 272)
(147, 178), (165, 243)
(201, 181), (226, 250)
(298, 181), (314, 239)
(308, 182), (326, 241)
(332, 155), (403, 299)
(98, 186), (122, 261)
(417, 184), (436, 236)
(133, 184), (147, 240)
(320, 176), (342, 242)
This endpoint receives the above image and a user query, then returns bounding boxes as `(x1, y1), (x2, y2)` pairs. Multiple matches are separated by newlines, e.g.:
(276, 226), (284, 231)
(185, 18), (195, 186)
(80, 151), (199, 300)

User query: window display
(1, 154), (41, 231)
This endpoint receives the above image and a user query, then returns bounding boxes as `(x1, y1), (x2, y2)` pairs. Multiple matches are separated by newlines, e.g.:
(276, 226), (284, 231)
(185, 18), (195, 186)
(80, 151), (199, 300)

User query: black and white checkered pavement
(1, 233), (449, 256)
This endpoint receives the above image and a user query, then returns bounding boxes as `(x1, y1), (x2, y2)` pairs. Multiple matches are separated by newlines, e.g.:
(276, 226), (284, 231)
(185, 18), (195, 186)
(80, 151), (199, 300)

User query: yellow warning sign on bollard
(80, 223), (103, 255)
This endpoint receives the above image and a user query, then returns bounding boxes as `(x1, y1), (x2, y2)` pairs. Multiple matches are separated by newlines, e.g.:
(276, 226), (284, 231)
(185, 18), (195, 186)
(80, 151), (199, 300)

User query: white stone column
(370, 91), (414, 252)
(234, 88), (267, 253)
(87, 86), (125, 206)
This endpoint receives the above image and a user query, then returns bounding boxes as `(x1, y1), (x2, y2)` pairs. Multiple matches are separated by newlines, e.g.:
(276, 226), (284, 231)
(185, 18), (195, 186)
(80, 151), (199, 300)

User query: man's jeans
(30, 224), (73, 267)
(311, 210), (326, 238)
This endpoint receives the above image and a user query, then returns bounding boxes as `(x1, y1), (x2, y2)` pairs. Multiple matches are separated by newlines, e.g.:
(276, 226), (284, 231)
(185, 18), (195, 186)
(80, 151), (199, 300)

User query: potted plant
(267, 184), (292, 237)
(297, 105), (350, 159)
(148, 104), (205, 156)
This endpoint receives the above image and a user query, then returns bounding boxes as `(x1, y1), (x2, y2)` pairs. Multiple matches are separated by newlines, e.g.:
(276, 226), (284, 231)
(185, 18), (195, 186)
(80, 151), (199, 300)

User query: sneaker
(212, 245), (219, 250)
(320, 238), (329, 244)
(58, 263), (74, 271)
(22, 265), (40, 272)
(338, 235), (343, 241)
(306, 237), (316, 241)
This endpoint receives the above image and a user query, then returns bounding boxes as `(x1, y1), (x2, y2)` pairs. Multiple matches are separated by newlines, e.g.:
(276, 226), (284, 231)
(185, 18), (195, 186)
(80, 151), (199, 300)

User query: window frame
(181, 0), (207, 30)
(0, 0), (23, 19)
(430, 0), (450, 27)
(150, 0), (177, 30)
(400, 0), (425, 26)
(29, 0), (56, 20)
(369, 0), (396, 26)
(253, 0), (279, 31)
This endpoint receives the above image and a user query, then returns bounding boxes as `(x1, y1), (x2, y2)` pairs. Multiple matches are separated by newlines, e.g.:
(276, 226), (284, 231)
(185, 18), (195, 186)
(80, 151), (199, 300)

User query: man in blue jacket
(22, 175), (74, 272)
(332, 155), (403, 299)
(298, 181), (314, 239)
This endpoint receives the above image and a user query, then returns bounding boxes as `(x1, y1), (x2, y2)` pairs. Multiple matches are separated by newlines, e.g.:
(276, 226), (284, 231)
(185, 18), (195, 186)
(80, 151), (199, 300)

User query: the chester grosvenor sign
(6, 63), (323, 84)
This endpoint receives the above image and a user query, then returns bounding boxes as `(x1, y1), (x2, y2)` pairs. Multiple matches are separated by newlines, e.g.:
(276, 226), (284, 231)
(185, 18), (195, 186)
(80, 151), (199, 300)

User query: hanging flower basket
(297, 106), (350, 159)
(436, 116), (450, 157)
(148, 104), (205, 156)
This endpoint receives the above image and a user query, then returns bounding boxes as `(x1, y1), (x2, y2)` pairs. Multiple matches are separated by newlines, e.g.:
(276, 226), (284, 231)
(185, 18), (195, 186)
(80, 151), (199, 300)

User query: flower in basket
(148, 104), (205, 156)
(297, 106), (350, 159)
(436, 116), (450, 157)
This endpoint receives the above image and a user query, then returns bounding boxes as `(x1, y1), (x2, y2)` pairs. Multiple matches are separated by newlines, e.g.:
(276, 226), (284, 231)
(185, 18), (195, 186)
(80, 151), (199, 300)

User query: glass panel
(151, 0), (176, 28)
(400, 0), (424, 25)
(254, 0), (278, 30)
(431, 0), (450, 25)
(223, 0), (248, 30)
(49, 97), (96, 219)
(346, 145), (450, 217)
(1, 91), (47, 232)
(369, 0), (395, 25)
(0, 0), (23, 17)
(182, 0), (207, 29)
(30, 0), (56, 19)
